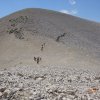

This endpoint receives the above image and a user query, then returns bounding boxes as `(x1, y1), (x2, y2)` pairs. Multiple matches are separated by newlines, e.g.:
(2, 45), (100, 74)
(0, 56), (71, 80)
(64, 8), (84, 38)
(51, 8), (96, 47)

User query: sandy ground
(0, 35), (99, 72)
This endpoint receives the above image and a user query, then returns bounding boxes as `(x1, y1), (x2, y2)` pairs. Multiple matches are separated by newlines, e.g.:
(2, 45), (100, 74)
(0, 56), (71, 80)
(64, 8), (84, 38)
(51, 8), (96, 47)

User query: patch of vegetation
(7, 16), (28, 39)
(9, 16), (28, 27)
(56, 33), (67, 42)
(7, 28), (24, 39)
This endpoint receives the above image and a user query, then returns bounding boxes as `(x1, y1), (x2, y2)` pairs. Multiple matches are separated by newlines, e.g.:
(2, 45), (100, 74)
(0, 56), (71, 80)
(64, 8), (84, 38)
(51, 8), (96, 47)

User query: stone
(0, 87), (6, 92)
(0, 92), (3, 97)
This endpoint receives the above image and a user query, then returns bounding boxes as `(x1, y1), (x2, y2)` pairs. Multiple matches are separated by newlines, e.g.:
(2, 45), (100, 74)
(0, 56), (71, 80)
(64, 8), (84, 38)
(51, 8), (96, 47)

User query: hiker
(41, 43), (45, 51)
(34, 57), (36, 61)
(34, 57), (41, 64)
(37, 57), (41, 64)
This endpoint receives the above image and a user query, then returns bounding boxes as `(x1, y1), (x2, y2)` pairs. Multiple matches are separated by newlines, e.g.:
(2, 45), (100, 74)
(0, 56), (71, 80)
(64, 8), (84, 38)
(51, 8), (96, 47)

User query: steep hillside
(0, 8), (100, 71)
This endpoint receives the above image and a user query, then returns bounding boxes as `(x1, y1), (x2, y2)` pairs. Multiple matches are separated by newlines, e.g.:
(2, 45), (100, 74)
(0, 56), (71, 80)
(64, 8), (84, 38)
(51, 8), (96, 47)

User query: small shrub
(56, 33), (67, 42)
(7, 28), (24, 39)
(7, 16), (29, 40)
(9, 16), (28, 26)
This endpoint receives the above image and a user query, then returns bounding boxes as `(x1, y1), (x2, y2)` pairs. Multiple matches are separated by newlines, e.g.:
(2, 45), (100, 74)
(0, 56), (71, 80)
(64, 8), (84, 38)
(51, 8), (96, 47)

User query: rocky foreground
(0, 66), (100, 100)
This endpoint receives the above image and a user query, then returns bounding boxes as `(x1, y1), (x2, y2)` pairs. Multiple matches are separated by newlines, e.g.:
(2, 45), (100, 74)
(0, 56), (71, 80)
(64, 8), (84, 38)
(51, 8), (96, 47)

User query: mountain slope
(0, 8), (100, 71)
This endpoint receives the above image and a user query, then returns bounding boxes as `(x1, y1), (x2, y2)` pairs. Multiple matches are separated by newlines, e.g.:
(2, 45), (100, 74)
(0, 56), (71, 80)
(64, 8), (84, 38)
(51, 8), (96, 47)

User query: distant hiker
(41, 43), (45, 51)
(37, 57), (39, 64)
(41, 45), (44, 51)
(34, 57), (36, 61)
(37, 57), (41, 64)
(34, 57), (41, 64)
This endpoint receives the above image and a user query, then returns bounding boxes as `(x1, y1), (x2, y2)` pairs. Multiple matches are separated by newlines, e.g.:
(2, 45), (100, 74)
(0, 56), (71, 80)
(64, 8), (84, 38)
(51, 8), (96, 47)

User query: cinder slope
(0, 8), (100, 71)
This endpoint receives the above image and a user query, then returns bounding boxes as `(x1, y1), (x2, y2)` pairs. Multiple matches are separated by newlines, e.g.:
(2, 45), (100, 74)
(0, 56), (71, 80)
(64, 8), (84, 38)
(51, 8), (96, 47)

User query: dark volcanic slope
(0, 8), (100, 69)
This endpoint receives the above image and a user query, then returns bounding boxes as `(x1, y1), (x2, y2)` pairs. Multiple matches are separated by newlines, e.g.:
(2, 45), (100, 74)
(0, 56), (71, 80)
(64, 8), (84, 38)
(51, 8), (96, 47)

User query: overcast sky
(0, 0), (100, 22)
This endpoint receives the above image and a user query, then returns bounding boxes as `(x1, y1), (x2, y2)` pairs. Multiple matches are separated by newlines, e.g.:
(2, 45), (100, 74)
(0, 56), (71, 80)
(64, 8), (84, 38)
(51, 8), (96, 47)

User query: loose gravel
(0, 66), (100, 100)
